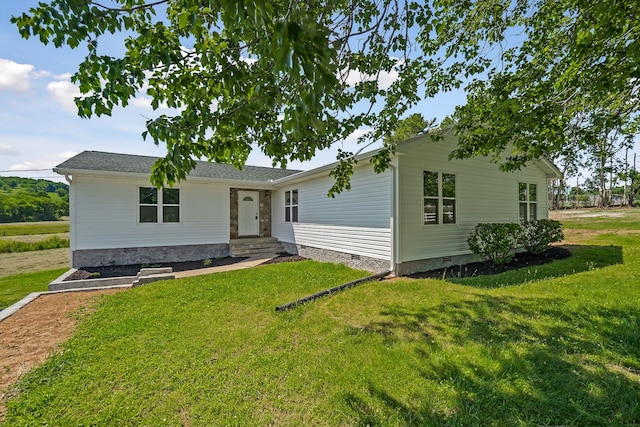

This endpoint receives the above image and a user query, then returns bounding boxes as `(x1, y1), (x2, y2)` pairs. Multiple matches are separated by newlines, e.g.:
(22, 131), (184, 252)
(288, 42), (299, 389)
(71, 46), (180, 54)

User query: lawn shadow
(342, 293), (640, 425)
(446, 244), (623, 288)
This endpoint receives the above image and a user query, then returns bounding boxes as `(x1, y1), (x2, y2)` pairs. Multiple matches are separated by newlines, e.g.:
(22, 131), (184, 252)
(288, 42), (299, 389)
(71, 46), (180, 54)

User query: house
(54, 133), (561, 275)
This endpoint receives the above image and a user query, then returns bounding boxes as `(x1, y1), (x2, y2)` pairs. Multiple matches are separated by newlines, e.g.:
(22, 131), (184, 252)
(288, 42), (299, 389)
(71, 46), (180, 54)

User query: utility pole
(624, 147), (628, 206)
(632, 153), (637, 207)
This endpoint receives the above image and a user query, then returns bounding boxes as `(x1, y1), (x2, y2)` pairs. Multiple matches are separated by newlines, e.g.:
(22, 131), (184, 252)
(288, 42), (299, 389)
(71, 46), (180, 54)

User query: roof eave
(531, 158), (563, 179)
(53, 167), (280, 188)
(271, 146), (387, 186)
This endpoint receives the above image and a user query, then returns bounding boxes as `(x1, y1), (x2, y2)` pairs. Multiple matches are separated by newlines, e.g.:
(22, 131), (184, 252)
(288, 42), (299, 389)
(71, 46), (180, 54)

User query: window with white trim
(423, 171), (456, 225)
(139, 187), (180, 223)
(285, 189), (298, 222)
(518, 182), (537, 222)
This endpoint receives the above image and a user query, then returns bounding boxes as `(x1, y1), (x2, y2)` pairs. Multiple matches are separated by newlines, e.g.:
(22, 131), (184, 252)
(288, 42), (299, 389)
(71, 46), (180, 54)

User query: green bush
(467, 223), (523, 266)
(521, 219), (564, 254)
(0, 236), (69, 253)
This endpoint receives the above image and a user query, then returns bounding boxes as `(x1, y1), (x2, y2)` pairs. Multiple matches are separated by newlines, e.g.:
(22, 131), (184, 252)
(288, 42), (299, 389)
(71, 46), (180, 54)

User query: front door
(238, 190), (259, 236)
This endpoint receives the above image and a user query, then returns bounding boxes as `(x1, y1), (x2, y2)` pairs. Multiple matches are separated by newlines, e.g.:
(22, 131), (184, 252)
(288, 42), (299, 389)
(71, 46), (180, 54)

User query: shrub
(521, 219), (564, 254)
(467, 223), (523, 266)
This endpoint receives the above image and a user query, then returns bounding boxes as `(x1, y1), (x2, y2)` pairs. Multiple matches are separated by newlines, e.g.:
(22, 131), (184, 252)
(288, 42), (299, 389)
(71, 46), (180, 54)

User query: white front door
(238, 190), (259, 236)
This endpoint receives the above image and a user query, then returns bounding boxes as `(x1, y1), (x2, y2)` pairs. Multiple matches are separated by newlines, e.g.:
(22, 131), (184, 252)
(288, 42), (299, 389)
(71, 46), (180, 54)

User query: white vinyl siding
(272, 164), (392, 260)
(397, 135), (549, 263)
(73, 175), (229, 250)
(293, 224), (391, 260)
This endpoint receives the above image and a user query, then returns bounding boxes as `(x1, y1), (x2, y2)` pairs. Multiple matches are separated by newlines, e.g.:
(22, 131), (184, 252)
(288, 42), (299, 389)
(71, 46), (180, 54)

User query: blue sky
(0, 2), (464, 183)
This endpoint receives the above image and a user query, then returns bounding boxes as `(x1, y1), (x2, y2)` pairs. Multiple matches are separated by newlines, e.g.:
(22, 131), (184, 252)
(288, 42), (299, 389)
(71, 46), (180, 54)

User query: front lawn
(0, 269), (67, 310)
(4, 221), (640, 425)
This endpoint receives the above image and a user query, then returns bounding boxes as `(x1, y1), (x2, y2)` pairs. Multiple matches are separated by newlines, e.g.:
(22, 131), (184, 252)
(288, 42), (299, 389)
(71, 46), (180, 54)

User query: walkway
(174, 254), (276, 278)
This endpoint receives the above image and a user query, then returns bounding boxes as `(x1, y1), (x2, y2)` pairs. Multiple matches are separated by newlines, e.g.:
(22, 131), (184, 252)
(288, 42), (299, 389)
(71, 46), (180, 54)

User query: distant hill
(0, 177), (69, 222)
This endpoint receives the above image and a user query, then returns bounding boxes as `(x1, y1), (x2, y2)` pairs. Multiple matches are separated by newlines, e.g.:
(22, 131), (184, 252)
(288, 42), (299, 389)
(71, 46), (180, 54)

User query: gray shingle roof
(55, 151), (302, 182)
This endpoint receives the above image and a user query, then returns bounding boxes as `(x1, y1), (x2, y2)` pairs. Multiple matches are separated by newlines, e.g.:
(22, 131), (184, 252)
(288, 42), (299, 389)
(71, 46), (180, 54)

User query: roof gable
(55, 151), (301, 182)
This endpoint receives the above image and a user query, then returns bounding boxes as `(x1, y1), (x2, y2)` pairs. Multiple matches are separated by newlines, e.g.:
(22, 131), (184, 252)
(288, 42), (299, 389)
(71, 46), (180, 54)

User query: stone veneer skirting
(283, 241), (487, 276)
(72, 243), (229, 268)
(289, 244), (390, 273)
(394, 252), (482, 276)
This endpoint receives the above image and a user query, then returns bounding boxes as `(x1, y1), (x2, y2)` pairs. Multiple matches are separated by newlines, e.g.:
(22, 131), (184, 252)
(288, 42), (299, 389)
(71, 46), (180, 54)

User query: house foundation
(71, 243), (229, 268)
(291, 244), (390, 273)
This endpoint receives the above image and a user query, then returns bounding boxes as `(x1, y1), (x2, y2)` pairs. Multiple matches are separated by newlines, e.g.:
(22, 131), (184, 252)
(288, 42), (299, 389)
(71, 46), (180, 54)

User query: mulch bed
(64, 257), (248, 281)
(408, 246), (572, 280)
(260, 255), (307, 265)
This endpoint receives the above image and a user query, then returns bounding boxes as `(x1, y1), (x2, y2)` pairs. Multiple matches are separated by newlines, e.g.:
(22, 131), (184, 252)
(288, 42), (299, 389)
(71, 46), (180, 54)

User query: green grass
(0, 236), (69, 253)
(0, 269), (67, 310)
(0, 221), (69, 236)
(4, 226), (640, 426)
(449, 244), (623, 288)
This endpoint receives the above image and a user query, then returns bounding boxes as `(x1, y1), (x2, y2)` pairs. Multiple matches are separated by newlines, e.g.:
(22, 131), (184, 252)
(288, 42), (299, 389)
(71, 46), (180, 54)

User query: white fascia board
(531, 158), (563, 180)
(271, 146), (387, 187)
(52, 168), (277, 189)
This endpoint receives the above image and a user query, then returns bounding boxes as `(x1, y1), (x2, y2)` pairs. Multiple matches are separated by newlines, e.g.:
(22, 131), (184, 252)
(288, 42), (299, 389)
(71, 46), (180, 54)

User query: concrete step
(230, 237), (278, 245)
(229, 238), (285, 257)
(232, 247), (286, 257)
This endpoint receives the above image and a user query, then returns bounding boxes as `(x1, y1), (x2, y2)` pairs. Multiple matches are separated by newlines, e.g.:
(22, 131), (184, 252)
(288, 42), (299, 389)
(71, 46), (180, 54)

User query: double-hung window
(423, 171), (456, 225)
(139, 187), (180, 223)
(518, 182), (537, 222)
(285, 189), (298, 222)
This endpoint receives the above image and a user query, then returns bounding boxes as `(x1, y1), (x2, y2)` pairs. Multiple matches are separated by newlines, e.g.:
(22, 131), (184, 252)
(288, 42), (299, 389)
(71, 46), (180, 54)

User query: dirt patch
(0, 289), (123, 419)
(408, 246), (572, 280)
(560, 228), (640, 245)
(549, 209), (627, 219)
(65, 257), (249, 281)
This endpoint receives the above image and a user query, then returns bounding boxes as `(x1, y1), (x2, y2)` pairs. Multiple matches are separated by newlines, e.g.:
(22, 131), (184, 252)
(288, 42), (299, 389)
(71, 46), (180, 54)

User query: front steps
(230, 237), (286, 257)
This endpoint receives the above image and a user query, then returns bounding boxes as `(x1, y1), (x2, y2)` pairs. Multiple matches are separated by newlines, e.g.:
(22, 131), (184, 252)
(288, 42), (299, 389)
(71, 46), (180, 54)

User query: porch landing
(229, 237), (286, 257)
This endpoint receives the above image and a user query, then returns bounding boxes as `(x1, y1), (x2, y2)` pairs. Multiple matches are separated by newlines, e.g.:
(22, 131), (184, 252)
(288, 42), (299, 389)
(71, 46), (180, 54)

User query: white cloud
(342, 59), (401, 91)
(0, 58), (34, 92)
(0, 143), (20, 156)
(47, 80), (82, 112)
(10, 151), (78, 171)
(341, 127), (373, 147)
(131, 96), (153, 109)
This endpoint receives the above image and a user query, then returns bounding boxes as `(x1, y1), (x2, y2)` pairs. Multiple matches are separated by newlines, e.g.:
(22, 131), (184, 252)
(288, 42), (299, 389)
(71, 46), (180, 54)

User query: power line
(0, 169), (52, 172)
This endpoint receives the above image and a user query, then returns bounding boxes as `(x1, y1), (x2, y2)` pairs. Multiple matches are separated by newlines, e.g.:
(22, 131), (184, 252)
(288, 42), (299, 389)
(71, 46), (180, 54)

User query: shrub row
(467, 219), (564, 266)
(0, 236), (70, 254)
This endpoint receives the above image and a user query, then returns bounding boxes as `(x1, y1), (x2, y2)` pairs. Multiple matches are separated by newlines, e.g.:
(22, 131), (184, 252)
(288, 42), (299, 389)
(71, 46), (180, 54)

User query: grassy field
(551, 207), (640, 230)
(3, 210), (640, 425)
(0, 249), (69, 278)
(0, 221), (69, 237)
(0, 269), (68, 310)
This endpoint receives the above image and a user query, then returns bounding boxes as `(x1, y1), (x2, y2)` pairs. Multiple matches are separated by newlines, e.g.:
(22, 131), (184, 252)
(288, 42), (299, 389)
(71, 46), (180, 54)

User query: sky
(0, 2), (469, 184)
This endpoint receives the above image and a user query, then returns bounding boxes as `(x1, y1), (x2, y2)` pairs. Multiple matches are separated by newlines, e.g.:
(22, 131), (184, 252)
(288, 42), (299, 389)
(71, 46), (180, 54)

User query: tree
(428, 0), (640, 172)
(384, 113), (435, 144)
(13, 0), (444, 195)
(584, 128), (632, 208)
(12, 0), (640, 194)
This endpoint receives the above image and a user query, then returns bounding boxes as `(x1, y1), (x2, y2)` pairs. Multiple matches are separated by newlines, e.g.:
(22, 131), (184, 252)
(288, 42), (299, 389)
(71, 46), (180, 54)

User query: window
(423, 171), (456, 225)
(285, 189), (298, 222)
(139, 187), (180, 223)
(518, 182), (537, 222)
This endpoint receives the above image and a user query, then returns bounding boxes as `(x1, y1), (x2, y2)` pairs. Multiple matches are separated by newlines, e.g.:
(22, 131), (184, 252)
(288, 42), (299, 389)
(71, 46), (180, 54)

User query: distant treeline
(0, 177), (69, 222)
